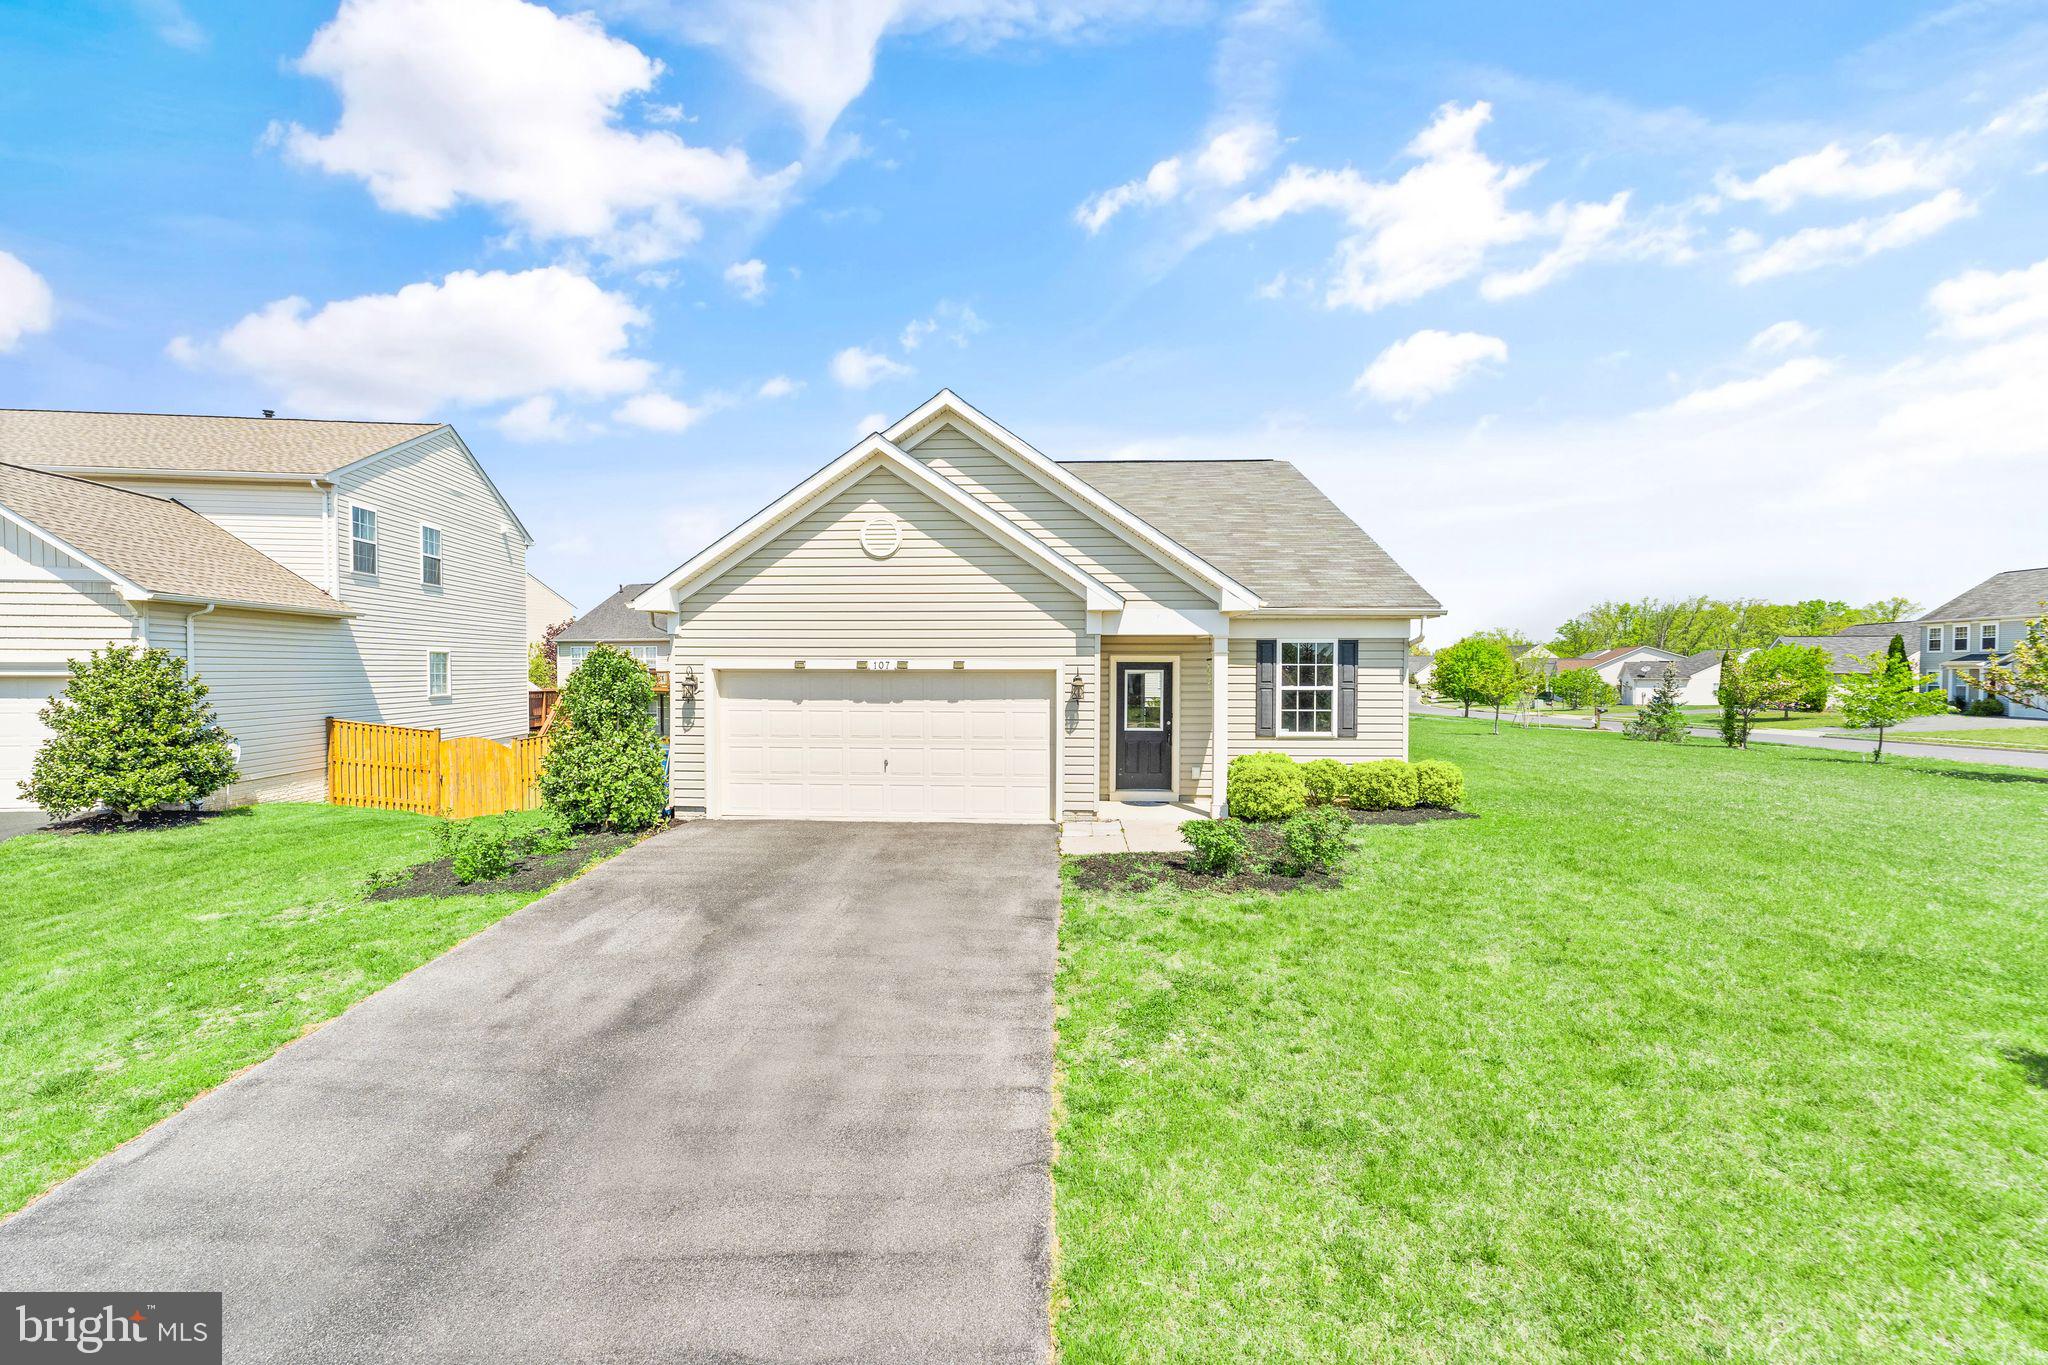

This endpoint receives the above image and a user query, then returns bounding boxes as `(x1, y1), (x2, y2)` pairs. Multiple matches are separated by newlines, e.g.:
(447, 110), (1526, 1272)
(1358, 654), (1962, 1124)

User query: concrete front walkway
(1060, 799), (1203, 854)
(0, 821), (1060, 1364)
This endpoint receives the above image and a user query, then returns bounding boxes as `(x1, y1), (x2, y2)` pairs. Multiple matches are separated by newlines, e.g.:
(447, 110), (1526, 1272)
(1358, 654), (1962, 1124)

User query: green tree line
(1548, 596), (1918, 658)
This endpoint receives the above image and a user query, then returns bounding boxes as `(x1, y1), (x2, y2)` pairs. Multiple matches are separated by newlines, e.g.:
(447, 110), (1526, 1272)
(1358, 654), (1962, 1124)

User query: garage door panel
(1, 679), (58, 811)
(717, 669), (1053, 822)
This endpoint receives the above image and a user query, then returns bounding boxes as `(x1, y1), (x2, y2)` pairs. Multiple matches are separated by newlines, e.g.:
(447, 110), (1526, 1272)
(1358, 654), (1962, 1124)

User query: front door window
(1124, 667), (1165, 730)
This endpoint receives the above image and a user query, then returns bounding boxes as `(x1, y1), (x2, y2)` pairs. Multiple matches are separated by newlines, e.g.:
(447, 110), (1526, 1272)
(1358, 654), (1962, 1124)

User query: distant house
(1613, 650), (1722, 706)
(1768, 621), (1919, 679)
(553, 582), (672, 735)
(1408, 651), (1432, 686)
(1555, 645), (1681, 686)
(525, 573), (576, 648)
(1917, 567), (2048, 719)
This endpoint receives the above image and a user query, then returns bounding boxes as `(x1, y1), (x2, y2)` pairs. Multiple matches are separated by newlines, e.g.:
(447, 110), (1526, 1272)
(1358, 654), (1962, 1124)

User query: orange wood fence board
(326, 717), (548, 819)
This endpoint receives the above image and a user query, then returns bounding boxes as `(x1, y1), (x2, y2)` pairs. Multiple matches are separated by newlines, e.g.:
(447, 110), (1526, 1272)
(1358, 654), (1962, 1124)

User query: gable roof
(0, 409), (441, 478)
(0, 463), (349, 616)
(888, 391), (1261, 611)
(558, 583), (667, 644)
(632, 435), (1124, 613)
(1833, 620), (1913, 639)
(1557, 644), (1679, 670)
(1772, 634), (1904, 674)
(1061, 460), (1438, 613)
(1920, 567), (2048, 623)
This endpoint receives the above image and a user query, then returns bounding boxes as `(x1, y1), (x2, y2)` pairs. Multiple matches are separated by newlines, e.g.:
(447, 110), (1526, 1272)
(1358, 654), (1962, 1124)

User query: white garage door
(0, 678), (58, 810)
(718, 669), (1054, 822)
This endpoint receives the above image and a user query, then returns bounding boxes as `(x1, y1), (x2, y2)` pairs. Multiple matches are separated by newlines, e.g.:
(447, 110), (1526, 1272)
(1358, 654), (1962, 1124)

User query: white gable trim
(631, 435), (1124, 613)
(328, 425), (534, 546)
(0, 501), (149, 599)
(887, 390), (1262, 612)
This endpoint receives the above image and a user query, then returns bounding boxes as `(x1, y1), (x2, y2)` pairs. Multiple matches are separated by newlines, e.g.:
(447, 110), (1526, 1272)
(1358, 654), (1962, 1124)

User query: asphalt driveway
(0, 820), (1059, 1363)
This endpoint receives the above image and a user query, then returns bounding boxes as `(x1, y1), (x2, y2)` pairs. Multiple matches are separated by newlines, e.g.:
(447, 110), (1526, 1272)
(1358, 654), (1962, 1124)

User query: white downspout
(186, 601), (216, 667)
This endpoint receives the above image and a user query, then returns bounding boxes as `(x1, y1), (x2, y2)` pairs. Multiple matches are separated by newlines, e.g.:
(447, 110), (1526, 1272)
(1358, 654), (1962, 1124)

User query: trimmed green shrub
(24, 645), (239, 819)
(1280, 805), (1352, 874)
(1226, 751), (1307, 822)
(437, 817), (516, 884)
(538, 644), (668, 832)
(1414, 759), (1465, 809)
(1300, 758), (1347, 807)
(1964, 698), (2007, 717)
(1344, 759), (1418, 811)
(526, 816), (575, 857)
(1180, 817), (1252, 875)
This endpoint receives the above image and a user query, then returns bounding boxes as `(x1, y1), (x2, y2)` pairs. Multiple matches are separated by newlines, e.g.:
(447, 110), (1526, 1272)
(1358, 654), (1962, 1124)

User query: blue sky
(3, 0), (2046, 639)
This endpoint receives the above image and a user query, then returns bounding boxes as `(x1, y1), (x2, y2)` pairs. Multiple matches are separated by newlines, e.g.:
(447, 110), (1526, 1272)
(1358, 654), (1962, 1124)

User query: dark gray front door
(1115, 662), (1173, 791)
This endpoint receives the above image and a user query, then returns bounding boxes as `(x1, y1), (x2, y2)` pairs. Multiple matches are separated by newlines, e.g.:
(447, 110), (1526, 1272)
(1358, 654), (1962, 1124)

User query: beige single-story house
(628, 391), (1442, 822)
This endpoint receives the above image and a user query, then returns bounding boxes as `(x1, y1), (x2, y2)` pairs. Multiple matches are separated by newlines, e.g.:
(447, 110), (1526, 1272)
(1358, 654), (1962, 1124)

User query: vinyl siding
(1100, 637), (1217, 801)
(101, 478), (332, 589)
(1, 521), (138, 665)
(1228, 621), (1409, 765)
(906, 422), (1213, 612)
(333, 429), (528, 741)
(669, 466), (1097, 816)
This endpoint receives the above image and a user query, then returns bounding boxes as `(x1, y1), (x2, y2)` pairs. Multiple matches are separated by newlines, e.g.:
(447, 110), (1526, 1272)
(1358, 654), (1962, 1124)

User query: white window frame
(1952, 624), (1970, 651)
(1121, 664), (1167, 732)
(1926, 626), (1942, 654)
(626, 643), (664, 668)
(420, 524), (443, 588)
(1981, 622), (1998, 651)
(427, 650), (451, 699)
(350, 504), (378, 576)
(1277, 639), (1338, 737)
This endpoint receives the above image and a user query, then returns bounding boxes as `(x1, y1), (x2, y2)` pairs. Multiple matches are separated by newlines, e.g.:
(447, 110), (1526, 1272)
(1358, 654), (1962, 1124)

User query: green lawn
(0, 803), (578, 1216)
(1055, 720), (2048, 1361)
(1875, 724), (2048, 752)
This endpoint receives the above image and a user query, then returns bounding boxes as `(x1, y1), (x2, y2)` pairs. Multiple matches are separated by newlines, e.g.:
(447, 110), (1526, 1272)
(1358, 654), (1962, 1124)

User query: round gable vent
(860, 514), (903, 559)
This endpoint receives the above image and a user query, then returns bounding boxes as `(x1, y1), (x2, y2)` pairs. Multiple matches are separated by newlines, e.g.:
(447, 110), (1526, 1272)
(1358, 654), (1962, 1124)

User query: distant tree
(1432, 637), (1523, 732)
(1716, 649), (1813, 749)
(1865, 597), (1921, 625)
(1716, 651), (1742, 747)
(1979, 606), (2048, 712)
(1552, 594), (1919, 658)
(530, 620), (572, 689)
(1747, 643), (1834, 718)
(24, 646), (239, 820)
(1624, 665), (1691, 744)
(1837, 649), (1949, 761)
(1886, 632), (1910, 672)
(537, 644), (666, 832)
(1551, 666), (1616, 712)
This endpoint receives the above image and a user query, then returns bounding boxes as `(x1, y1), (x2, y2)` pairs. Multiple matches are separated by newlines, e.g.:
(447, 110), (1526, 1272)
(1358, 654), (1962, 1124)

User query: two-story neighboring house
(550, 582), (673, 737)
(1917, 566), (2048, 719)
(0, 410), (533, 809)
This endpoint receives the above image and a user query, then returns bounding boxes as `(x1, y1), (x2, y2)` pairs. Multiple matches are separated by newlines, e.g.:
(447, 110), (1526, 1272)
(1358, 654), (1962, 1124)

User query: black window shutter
(1256, 639), (1277, 737)
(1338, 640), (1359, 738)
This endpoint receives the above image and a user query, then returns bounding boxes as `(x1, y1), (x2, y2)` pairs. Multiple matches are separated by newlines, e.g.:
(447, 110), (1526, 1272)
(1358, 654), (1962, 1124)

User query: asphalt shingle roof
(1772, 634), (1903, 674)
(0, 462), (348, 615)
(0, 409), (439, 477)
(557, 583), (668, 643)
(1059, 459), (1440, 613)
(1920, 567), (2048, 623)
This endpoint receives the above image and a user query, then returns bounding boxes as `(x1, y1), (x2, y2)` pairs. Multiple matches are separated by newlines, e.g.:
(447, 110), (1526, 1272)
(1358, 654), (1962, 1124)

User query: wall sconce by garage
(677, 666), (701, 702)
(1067, 668), (1087, 701)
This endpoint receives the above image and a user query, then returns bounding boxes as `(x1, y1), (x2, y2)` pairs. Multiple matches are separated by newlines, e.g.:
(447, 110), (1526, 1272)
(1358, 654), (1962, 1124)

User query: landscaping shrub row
(1225, 751), (1464, 822)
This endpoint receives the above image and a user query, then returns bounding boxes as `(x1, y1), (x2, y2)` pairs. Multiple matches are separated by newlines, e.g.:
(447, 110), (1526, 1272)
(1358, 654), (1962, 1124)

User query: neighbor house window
(428, 650), (450, 698)
(1981, 622), (1998, 650)
(350, 506), (378, 575)
(558, 645), (589, 674)
(1279, 641), (1336, 735)
(627, 644), (663, 667)
(1927, 627), (1942, 654)
(1953, 624), (1970, 651)
(420, 525), (442, 587)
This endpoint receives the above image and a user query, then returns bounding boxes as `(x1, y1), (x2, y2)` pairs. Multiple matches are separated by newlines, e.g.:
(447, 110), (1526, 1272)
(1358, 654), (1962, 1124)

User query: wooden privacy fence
(327, 717), (550, 820)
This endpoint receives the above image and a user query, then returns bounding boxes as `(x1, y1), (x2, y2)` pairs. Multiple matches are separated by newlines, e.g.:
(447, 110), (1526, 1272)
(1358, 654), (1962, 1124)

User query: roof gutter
(185, 601), (216, 666)
(33, 466), (336, 485)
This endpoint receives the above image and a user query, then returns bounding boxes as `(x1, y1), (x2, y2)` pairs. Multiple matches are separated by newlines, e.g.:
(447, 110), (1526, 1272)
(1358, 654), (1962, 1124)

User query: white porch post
(1210, 633), (1229, 816)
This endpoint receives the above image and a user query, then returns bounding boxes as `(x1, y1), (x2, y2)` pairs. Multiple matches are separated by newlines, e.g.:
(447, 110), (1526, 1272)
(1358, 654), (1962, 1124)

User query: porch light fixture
(678, 666), (700, 701)
(1068, 668), (1087, 701)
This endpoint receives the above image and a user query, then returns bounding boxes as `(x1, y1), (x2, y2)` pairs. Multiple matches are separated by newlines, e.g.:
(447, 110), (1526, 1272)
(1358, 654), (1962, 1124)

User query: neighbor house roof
(0, 462), (348, 615)
(1060, 459), (1440, 613)
(1772, 634), (1901, 674)
(557, 583), (668, 644)
(1556, 645), (1679, 671)
(1919, 567), (2048, 623)
(0, 409), (441, 478)
(1833, 620), (1914, 640)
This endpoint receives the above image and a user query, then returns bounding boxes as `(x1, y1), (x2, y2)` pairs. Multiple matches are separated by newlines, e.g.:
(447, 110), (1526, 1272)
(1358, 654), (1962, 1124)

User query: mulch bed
(365, 826), (659, 901)
(46, 808), (240, 836)
(1067, 805), (1475, 896)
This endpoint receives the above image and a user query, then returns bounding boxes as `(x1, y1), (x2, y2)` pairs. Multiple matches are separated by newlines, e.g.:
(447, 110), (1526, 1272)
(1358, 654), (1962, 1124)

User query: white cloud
(169, 266), (653, 417)
(497, 394), (579, 442)
(1717, 137), (1950, 212)
(757, 374), (803, 398)
(134, 0), (206, 49)
(1734, 190), (1974, 283)
(614, 391), (705, 432)
(1076, 121), (1277, 233)
(0, 249), (55, 352)
(1748, 320), (1818, 353)
(281, 0), (793, 263)
(1661, 356), (1834, 416)
(829, 345), (912, 389)
(1480, 192), (1631, 300)
(724, 259), (768, 300)
(899, 299), (985, 351)
(1928, 256), (2048, 339)
(671, 0), (1200, 143)
(1354, 329), (1506, 408)
(854, 410), (889, 437)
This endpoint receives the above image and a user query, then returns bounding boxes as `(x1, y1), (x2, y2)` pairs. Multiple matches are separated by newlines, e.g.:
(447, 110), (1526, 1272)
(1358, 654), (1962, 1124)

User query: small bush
(1180, 817), (1252, 875)
(24, 645), (239, 819)
(1226, 752), (1307, 822)
(526, 817), (575, 857)
(437, 817), (517, 885)
(1344, 759), (1418, 811)
(1280, 805), (1352, 874)
(538, 644), (668, 832)
(1414, 759), (1465, 809)
(1300, 758), (1347, 807)
(1964, 698), (2007, 717)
